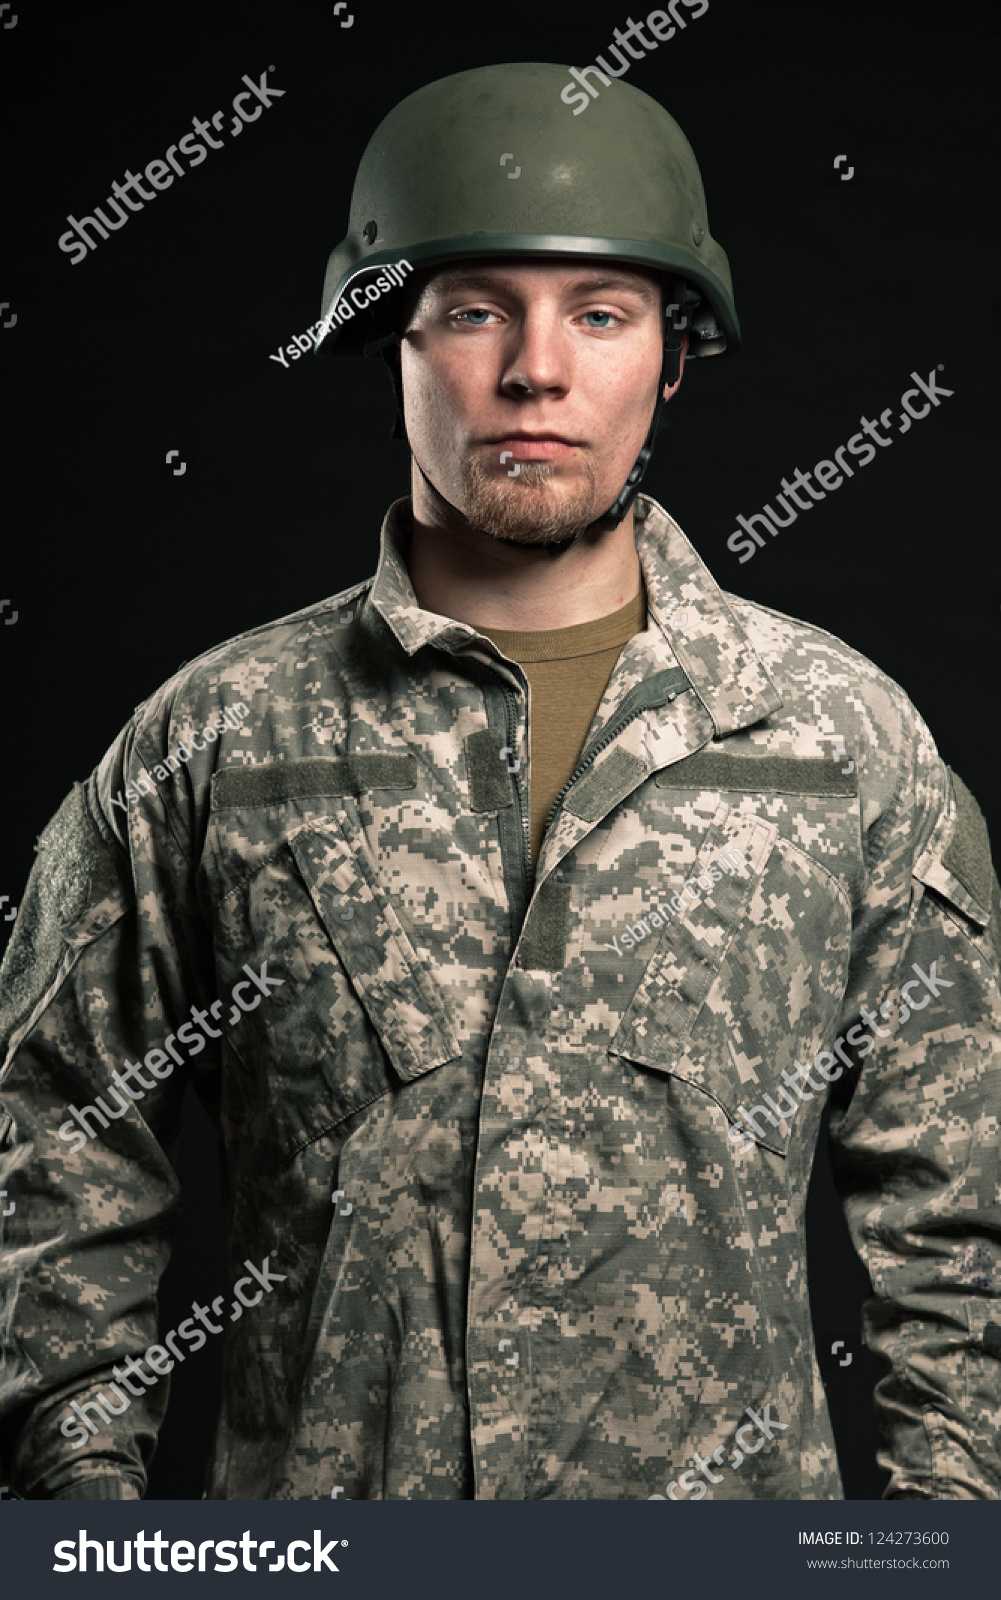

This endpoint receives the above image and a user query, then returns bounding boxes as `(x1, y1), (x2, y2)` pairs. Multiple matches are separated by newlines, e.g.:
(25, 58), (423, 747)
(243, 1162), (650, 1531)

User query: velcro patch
(656, 750), (859, 796)
(0, 783), (122, 1046)
(941, 769), (994, 913)
(989, 873), (1001, 962)
(465, 728), (516, 813)
(516, 879), (573, 971)
(211, 753), (417, 809)
(564, 748), (648, 822)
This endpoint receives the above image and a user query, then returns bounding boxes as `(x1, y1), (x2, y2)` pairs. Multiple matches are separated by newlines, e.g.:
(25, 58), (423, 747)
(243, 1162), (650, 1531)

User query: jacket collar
(368, 493), (782, 738)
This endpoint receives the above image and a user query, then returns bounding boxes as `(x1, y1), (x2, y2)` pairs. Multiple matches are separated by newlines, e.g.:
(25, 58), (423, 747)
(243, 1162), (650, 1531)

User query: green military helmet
(315, 61), (739, 358)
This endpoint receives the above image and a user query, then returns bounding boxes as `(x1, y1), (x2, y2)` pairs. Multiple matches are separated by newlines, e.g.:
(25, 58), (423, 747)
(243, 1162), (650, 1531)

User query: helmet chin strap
(363, 275), (690, 549)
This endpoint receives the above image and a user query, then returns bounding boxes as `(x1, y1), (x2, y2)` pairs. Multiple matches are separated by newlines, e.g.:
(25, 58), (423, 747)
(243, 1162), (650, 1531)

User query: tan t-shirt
(477, 586), (647, 869)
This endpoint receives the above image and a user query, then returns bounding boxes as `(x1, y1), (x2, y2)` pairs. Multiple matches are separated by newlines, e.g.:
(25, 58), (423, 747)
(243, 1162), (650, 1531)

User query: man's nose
(500, 310), (571, 397)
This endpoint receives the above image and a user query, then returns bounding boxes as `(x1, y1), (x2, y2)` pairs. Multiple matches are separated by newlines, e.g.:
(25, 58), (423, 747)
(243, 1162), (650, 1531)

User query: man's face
(398, 259), (684, 546)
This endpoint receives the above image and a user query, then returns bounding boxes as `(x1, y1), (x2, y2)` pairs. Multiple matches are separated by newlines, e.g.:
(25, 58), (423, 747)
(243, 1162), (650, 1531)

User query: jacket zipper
(498, 664), (688, 898)
(541, 690), (684, 843)
(502, 683), (533, 891)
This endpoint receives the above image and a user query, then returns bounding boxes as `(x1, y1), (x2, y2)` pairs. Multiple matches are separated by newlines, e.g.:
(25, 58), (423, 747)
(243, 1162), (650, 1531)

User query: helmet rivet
(691, 222), (705, 246)
(363, 221), (378, 245)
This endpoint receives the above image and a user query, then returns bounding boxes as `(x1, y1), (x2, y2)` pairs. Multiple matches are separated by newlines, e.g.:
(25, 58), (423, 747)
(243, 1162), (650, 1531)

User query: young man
(0, 64), (998, 1501)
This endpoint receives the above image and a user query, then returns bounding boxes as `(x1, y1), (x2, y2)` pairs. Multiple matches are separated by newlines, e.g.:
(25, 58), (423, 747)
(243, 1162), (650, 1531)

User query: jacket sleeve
(0, 716), (217, 1499)
(829, 697), (1001, 1499)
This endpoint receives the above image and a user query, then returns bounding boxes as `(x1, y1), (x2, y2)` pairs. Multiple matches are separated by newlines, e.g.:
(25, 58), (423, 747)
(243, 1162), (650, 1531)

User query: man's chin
(462, 455), (600, 546)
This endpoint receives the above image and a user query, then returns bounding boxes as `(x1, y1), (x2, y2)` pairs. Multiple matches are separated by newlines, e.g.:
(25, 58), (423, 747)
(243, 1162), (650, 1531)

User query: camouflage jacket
(1, 494), (998, 1501)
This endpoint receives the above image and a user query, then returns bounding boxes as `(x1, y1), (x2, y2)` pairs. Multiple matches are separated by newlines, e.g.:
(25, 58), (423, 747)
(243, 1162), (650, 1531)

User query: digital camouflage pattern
(0, 493), (998, 1500)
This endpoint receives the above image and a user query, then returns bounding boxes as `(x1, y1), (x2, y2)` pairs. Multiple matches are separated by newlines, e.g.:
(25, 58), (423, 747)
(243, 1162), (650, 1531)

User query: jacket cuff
(50, 1477), (142, 1500)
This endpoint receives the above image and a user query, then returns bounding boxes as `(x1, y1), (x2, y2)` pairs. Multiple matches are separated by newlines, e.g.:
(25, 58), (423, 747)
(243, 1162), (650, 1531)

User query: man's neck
(405, 486), (643, 633)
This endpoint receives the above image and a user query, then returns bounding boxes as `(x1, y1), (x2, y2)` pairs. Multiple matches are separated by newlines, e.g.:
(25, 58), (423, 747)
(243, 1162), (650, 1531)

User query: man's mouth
(485, 434), (582, 461)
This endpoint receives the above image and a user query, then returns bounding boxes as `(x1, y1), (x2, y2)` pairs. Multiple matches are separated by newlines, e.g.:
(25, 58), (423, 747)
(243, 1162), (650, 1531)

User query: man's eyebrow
(428, 270), (659, 302)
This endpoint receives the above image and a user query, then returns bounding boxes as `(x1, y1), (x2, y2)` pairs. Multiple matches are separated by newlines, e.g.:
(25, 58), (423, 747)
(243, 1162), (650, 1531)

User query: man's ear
(662, 331), (690, 401)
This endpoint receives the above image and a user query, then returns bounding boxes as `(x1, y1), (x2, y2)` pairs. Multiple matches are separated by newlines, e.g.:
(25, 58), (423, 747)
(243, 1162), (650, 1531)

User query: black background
(0, 0), (997, 1500)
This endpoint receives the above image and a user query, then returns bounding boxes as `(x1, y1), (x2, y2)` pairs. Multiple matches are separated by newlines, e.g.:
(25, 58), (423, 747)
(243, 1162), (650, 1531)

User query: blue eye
(459, 309), (492, 324)
(584, 311), (615, 328)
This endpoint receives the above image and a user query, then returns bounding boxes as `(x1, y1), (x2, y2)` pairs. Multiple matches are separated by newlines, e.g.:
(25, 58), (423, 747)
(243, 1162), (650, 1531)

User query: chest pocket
(609, 796), (855, 1157)
(210, 802), (460, 1171)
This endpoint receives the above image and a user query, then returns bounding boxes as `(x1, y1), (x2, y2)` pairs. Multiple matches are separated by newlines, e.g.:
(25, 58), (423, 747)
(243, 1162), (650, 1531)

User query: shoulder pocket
(914, 768), (996, 951)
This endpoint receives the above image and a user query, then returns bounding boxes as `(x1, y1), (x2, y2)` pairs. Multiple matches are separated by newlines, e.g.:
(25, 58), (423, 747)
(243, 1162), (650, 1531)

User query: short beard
(461, 451), (600, 547)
